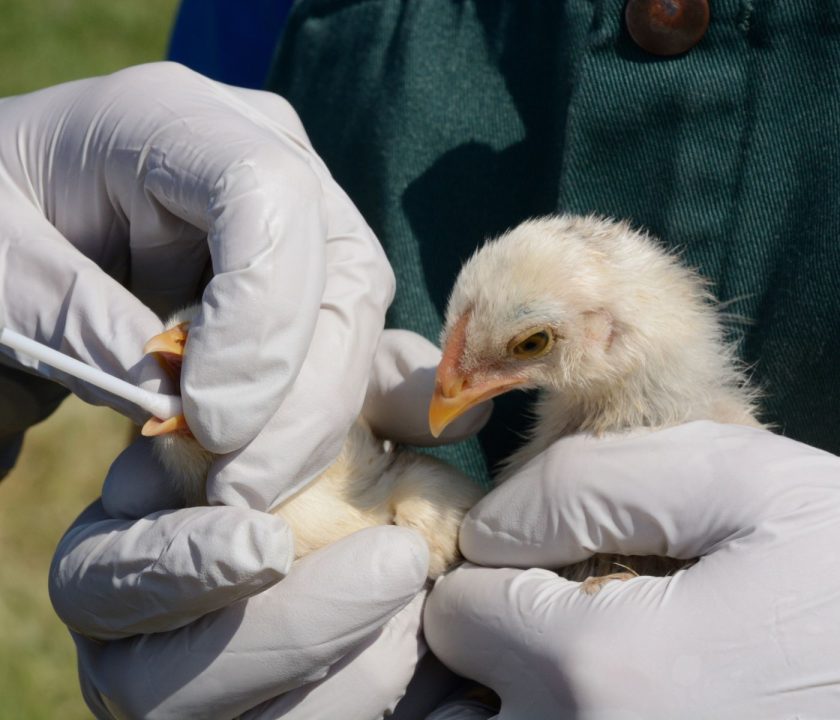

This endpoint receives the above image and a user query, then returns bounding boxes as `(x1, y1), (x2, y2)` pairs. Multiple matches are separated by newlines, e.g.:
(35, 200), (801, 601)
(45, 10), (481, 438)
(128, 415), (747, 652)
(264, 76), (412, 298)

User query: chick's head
(429, 216), (636, 437)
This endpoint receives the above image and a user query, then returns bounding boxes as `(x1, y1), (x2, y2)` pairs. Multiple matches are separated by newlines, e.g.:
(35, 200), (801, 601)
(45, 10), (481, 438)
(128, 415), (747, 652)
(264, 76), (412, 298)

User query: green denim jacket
(269, 0), (840, 483)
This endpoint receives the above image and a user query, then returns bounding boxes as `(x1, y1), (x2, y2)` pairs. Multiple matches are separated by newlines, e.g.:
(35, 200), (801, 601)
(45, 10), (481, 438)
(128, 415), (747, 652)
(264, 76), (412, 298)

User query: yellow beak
(143, 323), (189, 376)
(428, 373), (525, 438)
(142, 413), (191, 437)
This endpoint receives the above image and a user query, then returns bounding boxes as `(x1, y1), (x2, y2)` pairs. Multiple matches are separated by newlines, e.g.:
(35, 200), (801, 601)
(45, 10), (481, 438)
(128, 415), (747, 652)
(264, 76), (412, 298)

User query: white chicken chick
(142, 306), (483, 580)
(429, 214), (764, 592)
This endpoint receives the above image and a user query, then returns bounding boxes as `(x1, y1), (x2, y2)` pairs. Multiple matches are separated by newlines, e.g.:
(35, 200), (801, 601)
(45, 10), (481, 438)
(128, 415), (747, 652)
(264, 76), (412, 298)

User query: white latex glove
(424, 422), (840, 719)
(50, 331), (490, 720)
(0, 62), (393, 508)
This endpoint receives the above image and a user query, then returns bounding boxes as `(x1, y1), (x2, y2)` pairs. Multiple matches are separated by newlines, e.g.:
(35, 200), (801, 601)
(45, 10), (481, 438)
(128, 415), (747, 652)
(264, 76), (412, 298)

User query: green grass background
(0, 2), (179, 717)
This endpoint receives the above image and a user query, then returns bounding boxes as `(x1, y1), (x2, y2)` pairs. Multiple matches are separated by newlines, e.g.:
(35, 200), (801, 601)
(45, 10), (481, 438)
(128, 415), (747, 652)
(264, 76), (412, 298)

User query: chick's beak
(143, 323), (189, 379)
(429, 371), (474, 439)
(428, 368), (525, 438)
(142, 414), (191, 437)
(141, 322), (191, 438)
(429, 314), (526, 438)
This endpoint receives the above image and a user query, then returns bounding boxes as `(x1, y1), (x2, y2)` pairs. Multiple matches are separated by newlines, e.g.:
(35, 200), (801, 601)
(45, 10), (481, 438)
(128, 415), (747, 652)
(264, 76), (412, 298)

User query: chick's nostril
(437, 368), (469, 399)
(442, 379), (462, 399)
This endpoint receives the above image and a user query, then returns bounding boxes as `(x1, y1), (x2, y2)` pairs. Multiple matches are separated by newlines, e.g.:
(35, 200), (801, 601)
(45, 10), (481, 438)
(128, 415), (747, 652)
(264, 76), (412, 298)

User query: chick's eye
(508, 330), (553, 360)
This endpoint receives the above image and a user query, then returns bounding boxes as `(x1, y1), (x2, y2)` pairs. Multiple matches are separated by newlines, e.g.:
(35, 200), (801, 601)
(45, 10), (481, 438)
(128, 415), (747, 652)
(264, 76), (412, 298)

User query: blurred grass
(0, 399), (133, 720)
(0, 2), (178, 717)
(0, 0), (178, 95)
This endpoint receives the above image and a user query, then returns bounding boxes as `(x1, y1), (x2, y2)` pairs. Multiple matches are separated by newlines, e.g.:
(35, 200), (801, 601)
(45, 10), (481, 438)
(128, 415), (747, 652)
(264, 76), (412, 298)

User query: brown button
(625, 0), (710, 56)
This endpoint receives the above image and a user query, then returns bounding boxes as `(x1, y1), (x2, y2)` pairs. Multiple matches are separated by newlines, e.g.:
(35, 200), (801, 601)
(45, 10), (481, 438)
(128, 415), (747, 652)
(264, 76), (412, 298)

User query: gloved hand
(424, 422), (840, 719)
(0, 61), (393, 508)
(50, 329), (491, 720)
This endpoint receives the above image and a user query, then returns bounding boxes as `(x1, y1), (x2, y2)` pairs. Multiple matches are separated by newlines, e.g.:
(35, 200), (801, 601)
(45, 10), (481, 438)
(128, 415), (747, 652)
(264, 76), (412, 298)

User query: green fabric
(270, 0), (840, 483)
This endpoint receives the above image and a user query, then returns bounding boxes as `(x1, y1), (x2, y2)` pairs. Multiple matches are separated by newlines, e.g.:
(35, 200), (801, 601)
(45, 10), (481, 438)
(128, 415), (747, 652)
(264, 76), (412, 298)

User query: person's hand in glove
(0, 61), (392, 508)
(424, 422), (840, 719)
(50, 329), (491, 720)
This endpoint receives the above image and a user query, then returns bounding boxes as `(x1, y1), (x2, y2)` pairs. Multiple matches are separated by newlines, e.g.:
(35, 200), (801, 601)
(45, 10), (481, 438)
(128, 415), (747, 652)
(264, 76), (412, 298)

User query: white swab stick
(0, 327), (182, 420)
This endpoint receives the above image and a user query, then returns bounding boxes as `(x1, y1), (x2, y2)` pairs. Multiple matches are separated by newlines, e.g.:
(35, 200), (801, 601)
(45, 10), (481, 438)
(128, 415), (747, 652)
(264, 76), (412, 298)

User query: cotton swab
(0, 327), (182, 420)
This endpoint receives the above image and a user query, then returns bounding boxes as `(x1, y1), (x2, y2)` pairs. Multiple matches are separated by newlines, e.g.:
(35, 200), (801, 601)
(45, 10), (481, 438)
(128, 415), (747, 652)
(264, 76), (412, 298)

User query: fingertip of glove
(263, 517), (296, 578)
(390, 526), (431, 589)
(183, 396), (257, 455)
(226, 509), (295, 582)
(180, 369), (272, 455)
(384, 526), (431, 592)
(354, 526), (430, 596)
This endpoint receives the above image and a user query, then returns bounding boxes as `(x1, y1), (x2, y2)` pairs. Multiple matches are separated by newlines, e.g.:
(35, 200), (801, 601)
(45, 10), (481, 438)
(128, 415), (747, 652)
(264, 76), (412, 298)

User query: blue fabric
(168, 0), (293, 89)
